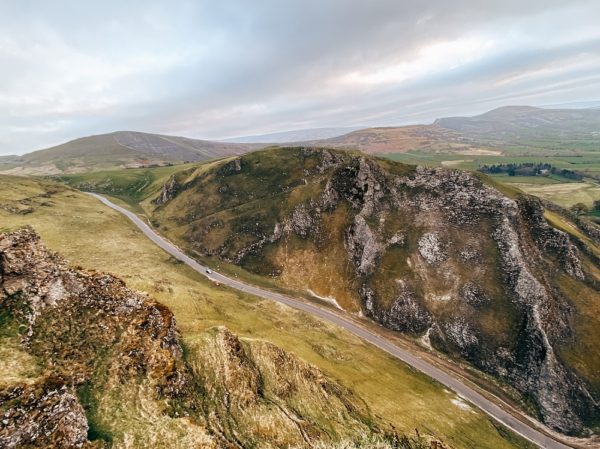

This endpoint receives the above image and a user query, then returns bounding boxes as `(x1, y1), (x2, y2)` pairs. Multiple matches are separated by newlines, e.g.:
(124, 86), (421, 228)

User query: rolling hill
(3, 105), (599, 176)
(0, 131), (260, 175)
(311, 106), (600, 156)
(311, 124), (495, 154)
(435, 106), (600, 145)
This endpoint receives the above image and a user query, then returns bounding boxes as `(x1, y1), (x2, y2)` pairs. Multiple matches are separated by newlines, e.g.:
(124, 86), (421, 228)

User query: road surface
(88, 192), (573, 449)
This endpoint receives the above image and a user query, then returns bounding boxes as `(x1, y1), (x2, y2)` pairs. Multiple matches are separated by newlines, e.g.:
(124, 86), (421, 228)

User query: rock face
(0, 228), (203, 448)
(0, 228), (412, 448)
(0, 378), (90, 449)
(153, 173), (182, 205)
(150, 147), (600, 435)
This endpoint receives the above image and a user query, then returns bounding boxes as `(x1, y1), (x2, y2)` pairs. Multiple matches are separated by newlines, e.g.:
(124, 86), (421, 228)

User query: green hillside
(71, 147), (600, 436)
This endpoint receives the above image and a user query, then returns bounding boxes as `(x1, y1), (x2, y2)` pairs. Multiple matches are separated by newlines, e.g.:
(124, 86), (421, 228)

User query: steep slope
(435, 106), (600, 144)
(1, 131), (259, 175)
(148, 147), (600, 436)
(0, 228), (429, 449)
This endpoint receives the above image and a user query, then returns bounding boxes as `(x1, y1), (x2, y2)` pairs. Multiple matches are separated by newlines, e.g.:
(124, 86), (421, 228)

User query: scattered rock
(418, 233), (446, 264)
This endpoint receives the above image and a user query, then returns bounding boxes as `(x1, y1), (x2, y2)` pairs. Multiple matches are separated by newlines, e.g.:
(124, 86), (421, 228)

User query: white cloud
(341, 37), (496, 86)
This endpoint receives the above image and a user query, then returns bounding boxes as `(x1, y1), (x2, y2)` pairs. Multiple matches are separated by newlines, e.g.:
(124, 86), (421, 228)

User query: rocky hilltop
(0, 228), (438, 448)
(150, 147), (600, 436)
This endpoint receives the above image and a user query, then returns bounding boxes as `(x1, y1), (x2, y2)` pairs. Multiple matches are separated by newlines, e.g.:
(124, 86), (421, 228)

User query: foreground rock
(0, 228), (441, 448)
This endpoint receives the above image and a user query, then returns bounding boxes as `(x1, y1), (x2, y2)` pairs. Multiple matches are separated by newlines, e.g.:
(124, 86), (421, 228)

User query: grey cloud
(1, 0), (599, 153)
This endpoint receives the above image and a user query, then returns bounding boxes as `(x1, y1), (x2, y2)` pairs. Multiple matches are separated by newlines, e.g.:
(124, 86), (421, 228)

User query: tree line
(479, 162), (583, 180)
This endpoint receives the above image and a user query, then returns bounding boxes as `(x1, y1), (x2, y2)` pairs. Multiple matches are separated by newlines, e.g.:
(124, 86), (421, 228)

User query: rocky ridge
(150, 147), (600, 435)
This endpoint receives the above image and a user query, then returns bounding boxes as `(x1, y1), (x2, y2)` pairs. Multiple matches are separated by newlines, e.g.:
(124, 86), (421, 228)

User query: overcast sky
(1, 0), (600, 154)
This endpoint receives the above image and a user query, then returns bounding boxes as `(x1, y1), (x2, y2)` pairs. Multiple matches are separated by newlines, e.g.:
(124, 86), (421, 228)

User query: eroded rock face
(217, 156), (243, 175)
(151, 148), (600, 435)
(380, 285), (432, 334)
(0, 228), (397, 448)
(0, 228), (200, 447)
(346, 215), (385, 275)
(518, 196), (584, 280)
(0, 378), (90, 449)
(153, 174), (181, 205)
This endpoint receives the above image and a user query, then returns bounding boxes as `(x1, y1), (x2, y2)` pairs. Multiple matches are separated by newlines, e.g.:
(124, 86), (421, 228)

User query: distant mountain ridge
(313, 105), (600, 154)
(434, 105), (600, 142)
(3, 104), (600, 175)
(0, 131), (260, 175)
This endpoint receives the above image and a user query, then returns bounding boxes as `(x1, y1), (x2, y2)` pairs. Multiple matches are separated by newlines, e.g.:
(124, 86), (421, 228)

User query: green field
(384, 152), (600, 175)
(0, 174), (534, 449)
(384, 151), (600, 209)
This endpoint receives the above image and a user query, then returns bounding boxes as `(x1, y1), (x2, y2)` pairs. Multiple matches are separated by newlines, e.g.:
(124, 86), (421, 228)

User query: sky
(1, 0), (600, 155)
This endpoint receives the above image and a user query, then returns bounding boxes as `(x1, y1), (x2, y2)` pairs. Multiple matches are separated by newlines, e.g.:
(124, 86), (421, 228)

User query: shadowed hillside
(435, 106), (600, 143)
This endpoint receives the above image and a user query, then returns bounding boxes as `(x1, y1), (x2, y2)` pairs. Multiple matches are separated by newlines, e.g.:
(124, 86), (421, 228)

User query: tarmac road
(88, 192), (573, 449)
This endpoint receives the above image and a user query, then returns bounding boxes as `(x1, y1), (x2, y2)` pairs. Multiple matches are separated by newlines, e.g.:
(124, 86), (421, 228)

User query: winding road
(88, 192), (573, 449)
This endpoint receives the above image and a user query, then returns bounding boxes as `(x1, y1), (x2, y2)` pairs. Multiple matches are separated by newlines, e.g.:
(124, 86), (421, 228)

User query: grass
(0, 308), (42, 386)
(56, 163), (195, 211)
(0, 174), (535, 449)
(383, 151), (600, 176)
(488, 175), (568, 185)
(513, 182), (600, 208)
(384, 152), (600, 208)
(555, 274), (600, 399)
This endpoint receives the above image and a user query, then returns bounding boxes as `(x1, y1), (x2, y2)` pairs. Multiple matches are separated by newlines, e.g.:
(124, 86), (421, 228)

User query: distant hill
(311, 125), (499, 155)
(222, 126), (363, 143)
(5, 105), (600, 175)
(541, 100), (600, 110)
(311, 106), (600, 155)
(1, 131), (260, 175)
(434, 105), (600, 143)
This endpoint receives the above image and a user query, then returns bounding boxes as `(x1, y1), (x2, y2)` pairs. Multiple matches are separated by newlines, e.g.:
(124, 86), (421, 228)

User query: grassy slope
(58, 151), (600, 427)
(7, 133), (144, 175)
(56, 163), (194, 211)
(0, 174), (534, 449)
